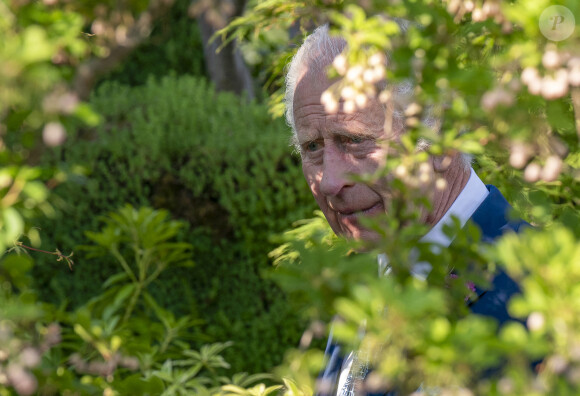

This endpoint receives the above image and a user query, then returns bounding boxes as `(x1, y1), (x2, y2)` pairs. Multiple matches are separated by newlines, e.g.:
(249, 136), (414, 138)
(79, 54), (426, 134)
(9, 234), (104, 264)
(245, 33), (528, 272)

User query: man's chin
(343, 213), (384, 240)
(341, 226), (381, 244)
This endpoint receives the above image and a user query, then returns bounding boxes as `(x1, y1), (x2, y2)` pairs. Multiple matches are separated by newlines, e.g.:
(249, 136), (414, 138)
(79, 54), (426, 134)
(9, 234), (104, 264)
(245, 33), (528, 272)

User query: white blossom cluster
(522, 49), (580, 100)
(510, 48), (580, 182)
(321, 52), (387, 114)
(69, 352), (140, 378)
(446, 0), (512, 33)
(509, 141), (563, 183)
(480, 81), (519, 112)
(0, 322), (61, 396)
(392, 158), (449, 195)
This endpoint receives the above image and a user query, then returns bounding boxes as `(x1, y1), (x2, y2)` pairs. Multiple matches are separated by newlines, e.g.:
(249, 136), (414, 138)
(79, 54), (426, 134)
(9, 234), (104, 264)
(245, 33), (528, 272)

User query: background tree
(190, 0), (255, 98)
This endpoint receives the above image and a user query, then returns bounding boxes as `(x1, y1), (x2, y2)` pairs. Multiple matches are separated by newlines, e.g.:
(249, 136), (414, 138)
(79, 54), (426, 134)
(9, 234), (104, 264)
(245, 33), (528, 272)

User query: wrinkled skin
(293, 67), (467, 241)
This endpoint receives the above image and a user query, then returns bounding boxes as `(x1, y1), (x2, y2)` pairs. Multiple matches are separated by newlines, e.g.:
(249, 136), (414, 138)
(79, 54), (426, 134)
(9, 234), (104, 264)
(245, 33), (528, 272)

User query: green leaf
(113, 374), (165, 395)
(2, 207), (24, 244)
(102, 272), (130, 289)
(112, 284), (136, 309)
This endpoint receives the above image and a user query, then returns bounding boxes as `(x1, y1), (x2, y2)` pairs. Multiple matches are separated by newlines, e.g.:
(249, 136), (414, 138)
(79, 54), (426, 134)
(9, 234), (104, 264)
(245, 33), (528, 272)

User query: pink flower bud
(527, 312), (545, 331)
(363, 68), (376, 83)
(341, 86), (356, 100)
(541, 70), (569, 100)
(346, 65), (363, 82)
(323, 99), (338, 114)
(7, 365), (37, 396)
(19, 348), (40, 368)
(42, 122), (67, 147)
(373, 65), (385, 81)
(569, 66), (580, 86)
(332, 54), (348, 75)
(343, 100), (356, 114)
(521, 67), (539, 85)
(527, 76), (542, 95)
(509, 142), (530, 169)
(482, 1), (500, 17)
(355, 93), (368, 108)
(472, 8), (484, 21)
(569, 57), (580, 68)
(541, 155), (563, 182)
(320, 90), (333, 104)
(524, 162), (541, 182)
(542, 50), (561, 69)
(368, 53), (386, 67)
(481, 88), (514, 111)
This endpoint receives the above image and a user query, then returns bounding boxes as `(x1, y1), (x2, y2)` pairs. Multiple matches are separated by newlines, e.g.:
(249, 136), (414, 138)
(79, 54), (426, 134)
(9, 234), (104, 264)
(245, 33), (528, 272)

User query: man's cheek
(303, 169), (322, 198)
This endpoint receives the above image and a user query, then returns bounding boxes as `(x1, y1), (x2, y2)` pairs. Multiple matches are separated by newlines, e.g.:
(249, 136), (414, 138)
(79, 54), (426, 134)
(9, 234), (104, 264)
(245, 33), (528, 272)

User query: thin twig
(16, 242), (74, 270)
(570, 87), (580, 143)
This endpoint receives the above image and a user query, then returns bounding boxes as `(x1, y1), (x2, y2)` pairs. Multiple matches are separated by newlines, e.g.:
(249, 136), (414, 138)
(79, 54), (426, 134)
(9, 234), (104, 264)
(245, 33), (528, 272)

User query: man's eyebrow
(297, 131), (322, 144)
(331, 129), (376, 139)
(297, 128), (378, 144)
(337, 130), (367, 136)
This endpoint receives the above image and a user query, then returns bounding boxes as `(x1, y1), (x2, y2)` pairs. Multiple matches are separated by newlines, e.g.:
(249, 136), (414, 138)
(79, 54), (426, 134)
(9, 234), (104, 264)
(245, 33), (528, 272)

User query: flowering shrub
(220, 0), (580, 394)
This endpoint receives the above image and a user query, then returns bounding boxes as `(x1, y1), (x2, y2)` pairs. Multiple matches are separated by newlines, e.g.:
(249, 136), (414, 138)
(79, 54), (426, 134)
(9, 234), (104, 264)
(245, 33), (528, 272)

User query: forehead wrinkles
(295, 102), (385, 137)
(294, 68), (386, 138)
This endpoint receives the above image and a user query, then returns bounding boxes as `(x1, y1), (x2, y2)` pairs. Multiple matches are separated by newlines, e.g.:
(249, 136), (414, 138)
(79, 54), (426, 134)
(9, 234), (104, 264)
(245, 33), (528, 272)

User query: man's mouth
(337, 202), (382, 219)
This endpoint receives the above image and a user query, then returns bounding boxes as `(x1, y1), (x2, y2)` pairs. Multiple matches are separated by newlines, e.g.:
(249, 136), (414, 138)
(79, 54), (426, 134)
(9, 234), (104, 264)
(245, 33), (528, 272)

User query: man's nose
(319, 145), (354, 197)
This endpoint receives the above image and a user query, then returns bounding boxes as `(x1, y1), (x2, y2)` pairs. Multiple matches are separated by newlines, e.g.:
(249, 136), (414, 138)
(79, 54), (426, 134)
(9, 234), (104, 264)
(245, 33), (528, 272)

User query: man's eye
(342, 136), (364, 145)
(305, 141), (322, 152)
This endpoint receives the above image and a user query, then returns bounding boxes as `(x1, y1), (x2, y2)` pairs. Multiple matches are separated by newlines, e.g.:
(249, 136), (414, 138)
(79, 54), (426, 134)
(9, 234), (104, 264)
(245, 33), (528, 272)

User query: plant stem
(571, 88), (580, 142)
(16, 242), (74, 270)
(17, 243), (56, 255)
(111, 247), (138, 284)
(123, 283), (141, 324)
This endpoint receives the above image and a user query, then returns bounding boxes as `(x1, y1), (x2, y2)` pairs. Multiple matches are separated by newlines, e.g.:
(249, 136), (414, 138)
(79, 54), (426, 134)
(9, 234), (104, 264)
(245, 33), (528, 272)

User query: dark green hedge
(34, 75), (317, 373)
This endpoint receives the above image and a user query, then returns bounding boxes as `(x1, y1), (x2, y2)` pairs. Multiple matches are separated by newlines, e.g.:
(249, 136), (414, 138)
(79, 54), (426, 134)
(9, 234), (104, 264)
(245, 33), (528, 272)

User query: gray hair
(284, 24), (471, 169)
(284, 25), (346, 136)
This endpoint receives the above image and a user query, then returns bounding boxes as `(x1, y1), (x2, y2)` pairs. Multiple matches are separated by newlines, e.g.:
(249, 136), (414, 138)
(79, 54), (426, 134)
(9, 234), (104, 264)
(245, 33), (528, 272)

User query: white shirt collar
(420, 167), (489, 247)
(378, 168), (489, 278)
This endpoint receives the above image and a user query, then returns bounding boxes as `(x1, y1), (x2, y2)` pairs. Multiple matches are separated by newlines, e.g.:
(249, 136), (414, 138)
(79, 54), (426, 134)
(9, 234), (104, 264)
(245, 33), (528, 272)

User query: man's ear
(431, 152), (458, 174)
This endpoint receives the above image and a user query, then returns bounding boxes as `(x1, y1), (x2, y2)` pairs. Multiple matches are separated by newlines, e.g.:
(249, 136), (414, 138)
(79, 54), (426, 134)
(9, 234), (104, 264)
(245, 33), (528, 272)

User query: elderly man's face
(293, 70), (405, 241)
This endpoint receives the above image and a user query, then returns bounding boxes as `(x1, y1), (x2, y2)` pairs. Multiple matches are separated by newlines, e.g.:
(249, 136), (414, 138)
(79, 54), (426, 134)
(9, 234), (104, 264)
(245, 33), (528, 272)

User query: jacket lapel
(467, 185), (528, 325)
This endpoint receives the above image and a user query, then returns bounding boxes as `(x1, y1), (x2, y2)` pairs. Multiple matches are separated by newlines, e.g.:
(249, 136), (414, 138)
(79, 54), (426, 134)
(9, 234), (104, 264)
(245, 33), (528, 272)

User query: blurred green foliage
(1, 206), (272, 395)
(102, 0), (206, 87)
(33, 74), (317, 374)
(3, 0), (580, 393)
(0, 0), (96, 257)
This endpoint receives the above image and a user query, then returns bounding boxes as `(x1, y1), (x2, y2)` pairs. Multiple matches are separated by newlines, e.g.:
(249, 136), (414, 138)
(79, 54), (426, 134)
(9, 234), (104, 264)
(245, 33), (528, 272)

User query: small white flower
(524, 162), (541, 182)
(346, 65), (363, 82)
(43, 122), (67, 147)
(542, 50), (561, 69)
(541, 155), (563, 182)
(343, 100), (356, 114)
(527, 312), (545, 331)
(333, 54), (348, 75)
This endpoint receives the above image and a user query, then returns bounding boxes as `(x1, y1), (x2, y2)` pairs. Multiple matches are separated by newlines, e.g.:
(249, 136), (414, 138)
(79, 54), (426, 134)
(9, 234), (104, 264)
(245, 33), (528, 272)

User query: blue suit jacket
(316, 185), (529, 396)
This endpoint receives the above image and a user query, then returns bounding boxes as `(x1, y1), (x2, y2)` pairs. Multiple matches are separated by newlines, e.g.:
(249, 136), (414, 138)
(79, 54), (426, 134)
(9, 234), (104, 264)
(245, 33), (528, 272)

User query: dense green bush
(33, 74), (317, 374)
